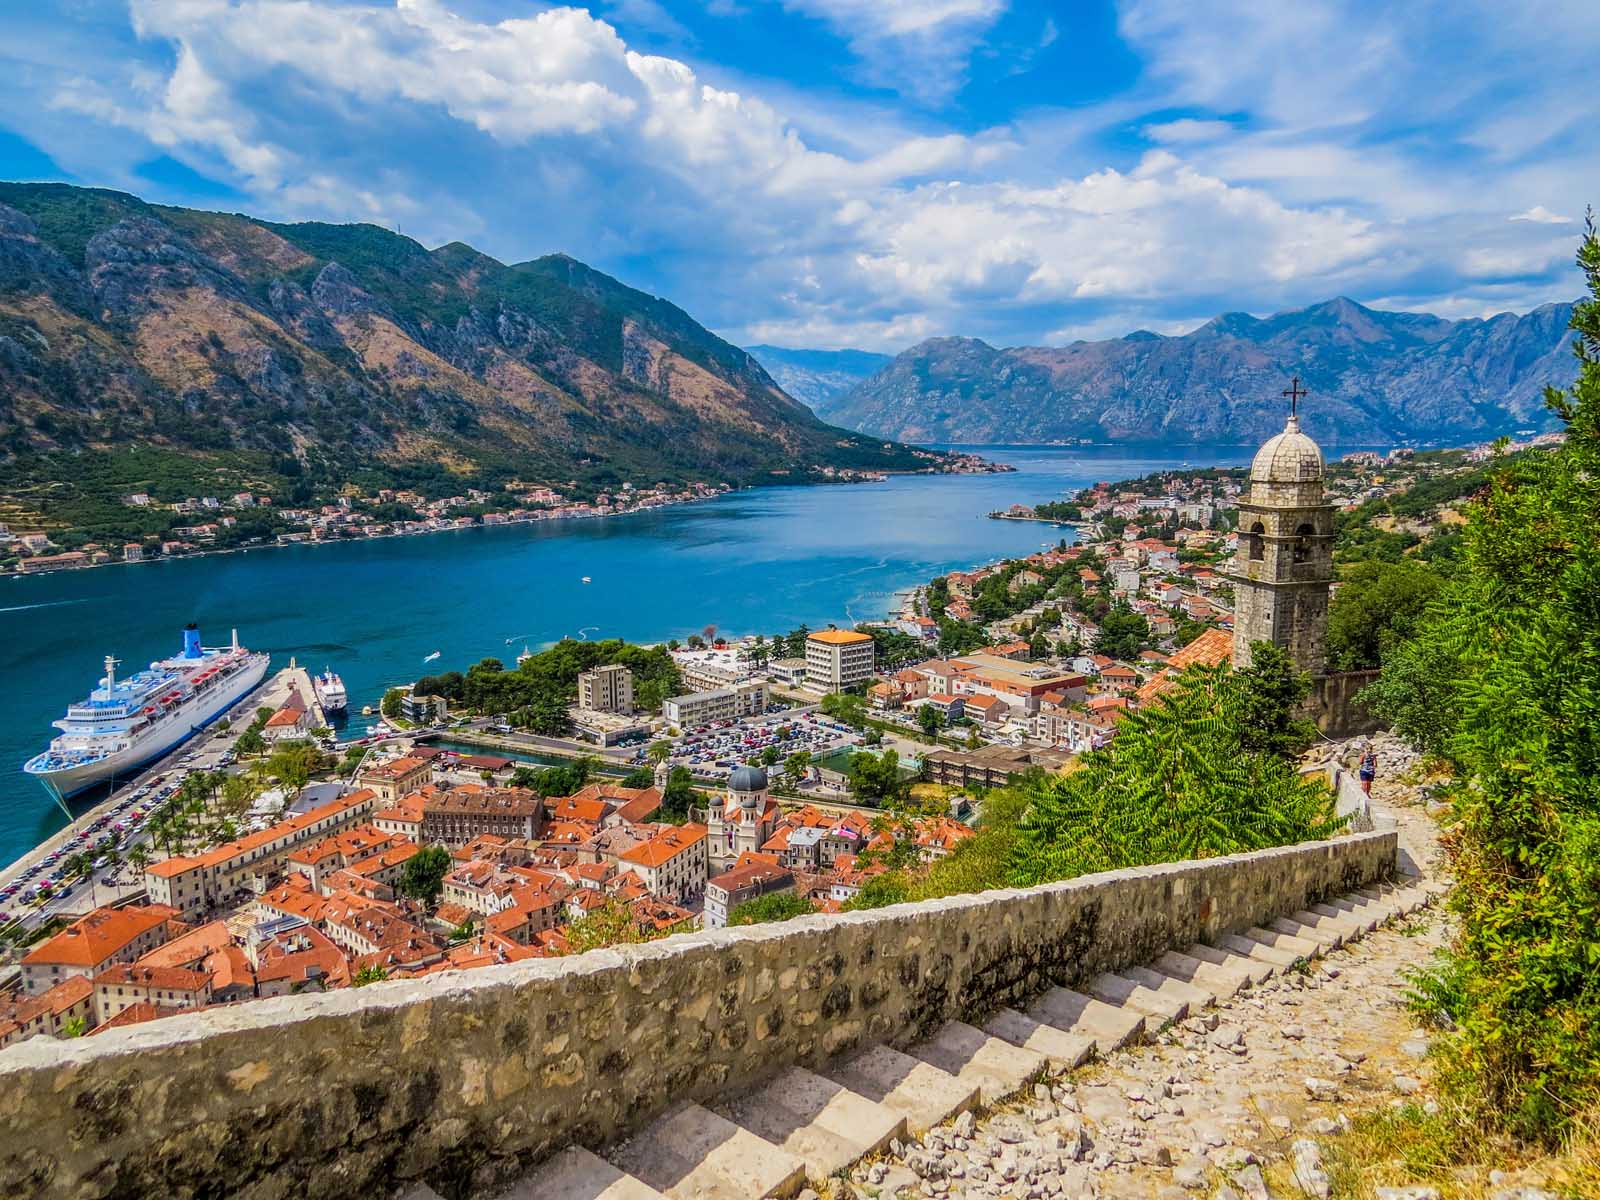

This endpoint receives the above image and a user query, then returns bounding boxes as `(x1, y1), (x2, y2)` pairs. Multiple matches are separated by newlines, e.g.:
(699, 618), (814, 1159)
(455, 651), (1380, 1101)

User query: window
(1248, 522), (1265, 561)
(1292, 522), (1314, 564)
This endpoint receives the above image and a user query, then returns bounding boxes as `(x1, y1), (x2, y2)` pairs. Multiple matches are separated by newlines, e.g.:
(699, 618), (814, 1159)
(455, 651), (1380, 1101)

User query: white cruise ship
(23, 624), (270, 798)
(313, 668), (348, 718)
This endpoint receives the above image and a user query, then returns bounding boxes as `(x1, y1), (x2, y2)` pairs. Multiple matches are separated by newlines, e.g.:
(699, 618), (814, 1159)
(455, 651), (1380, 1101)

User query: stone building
(1229, 407), (1335, 674)
(705, 766), (781, 874)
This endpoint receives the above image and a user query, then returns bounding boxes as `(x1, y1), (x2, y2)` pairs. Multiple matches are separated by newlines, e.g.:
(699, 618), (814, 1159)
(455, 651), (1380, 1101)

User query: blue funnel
(182, 624), (203, 659)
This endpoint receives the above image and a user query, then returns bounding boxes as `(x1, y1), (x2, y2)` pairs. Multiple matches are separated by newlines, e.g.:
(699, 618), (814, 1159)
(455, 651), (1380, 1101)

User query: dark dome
(728, 765), (768, 793)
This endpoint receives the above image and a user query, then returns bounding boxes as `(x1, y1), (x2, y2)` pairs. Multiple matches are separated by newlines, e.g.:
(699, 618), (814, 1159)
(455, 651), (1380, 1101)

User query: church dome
(728, 765), (768, 794)
(1250, 414), (1323, 483)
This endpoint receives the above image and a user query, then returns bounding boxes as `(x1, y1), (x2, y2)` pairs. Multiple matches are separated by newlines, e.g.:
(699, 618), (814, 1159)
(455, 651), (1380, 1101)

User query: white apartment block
(805, 630), (876, 691)
(578, 664), (634, 714)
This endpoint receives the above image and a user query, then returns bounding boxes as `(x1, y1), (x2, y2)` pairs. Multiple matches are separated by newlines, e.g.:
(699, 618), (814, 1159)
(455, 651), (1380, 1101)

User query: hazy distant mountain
(0, 181), (941, 496)
(746, 345), (892, 410)
(818, 297), (1579, 445)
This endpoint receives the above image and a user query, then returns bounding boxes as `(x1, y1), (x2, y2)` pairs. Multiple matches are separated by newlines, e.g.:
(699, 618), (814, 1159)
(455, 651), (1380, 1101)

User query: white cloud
(1510, 205), (1573, 225)
(7, 0), (1595, 355)
(774, 0), (1009, 102)
(1142, 118), (1233, 144)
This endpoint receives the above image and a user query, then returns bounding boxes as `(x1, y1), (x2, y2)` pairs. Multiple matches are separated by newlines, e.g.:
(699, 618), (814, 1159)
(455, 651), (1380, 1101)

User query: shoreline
(4, 461), (1011, 584)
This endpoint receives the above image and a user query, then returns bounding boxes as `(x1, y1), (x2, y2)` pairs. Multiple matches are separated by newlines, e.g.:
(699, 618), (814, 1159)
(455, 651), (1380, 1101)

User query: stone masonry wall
(0, 831), (1396, 1200)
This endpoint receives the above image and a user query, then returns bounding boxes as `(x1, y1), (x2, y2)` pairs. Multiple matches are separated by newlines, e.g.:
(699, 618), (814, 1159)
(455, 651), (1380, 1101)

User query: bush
(1380, 221), (1600, 1143)
(728, 892), (814, 925)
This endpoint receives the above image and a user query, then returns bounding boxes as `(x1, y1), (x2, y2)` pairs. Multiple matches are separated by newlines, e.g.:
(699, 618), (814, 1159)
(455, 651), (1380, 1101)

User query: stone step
(825, 1044), (979, 1137)
(1121, 963), (1216, 1010)
(907, 1020), (1049, 1105)
(714, 1066), (904, 1181)
(1086, 971), (1190, 1025)
(1153, 950), (1253, 999)
(1245, 925), (1323, 960)
(1310, 901), (1379, 934)
(607, 1102), (808, 1200)
(1267, 917), (1338, 955)
(1026, 987), (1147, 1054)
(1288, 910), (1361, 944)
(1354, 885), (1412, 915)
(1318, 898), (1389, 931)
(1218, 932), (1304, 969)
(503, 1147), (667, 1200)
(1184, 941), (1275, 985)
(981, 1007), (1096, 1071)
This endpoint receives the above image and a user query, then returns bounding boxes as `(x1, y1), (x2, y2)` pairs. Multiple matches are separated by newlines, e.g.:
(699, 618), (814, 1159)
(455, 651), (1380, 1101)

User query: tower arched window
(1292, 522), (1314, 564)
(1248, 522), (1265, 561)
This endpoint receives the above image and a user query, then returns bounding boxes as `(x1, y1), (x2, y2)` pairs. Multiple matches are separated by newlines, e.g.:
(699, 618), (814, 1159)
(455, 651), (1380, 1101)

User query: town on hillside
(0, 414), (1548, 1046)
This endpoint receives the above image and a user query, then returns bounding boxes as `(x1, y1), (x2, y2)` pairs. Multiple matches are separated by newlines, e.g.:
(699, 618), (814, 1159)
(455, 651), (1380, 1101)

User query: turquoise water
(0, 443), (1262, 864)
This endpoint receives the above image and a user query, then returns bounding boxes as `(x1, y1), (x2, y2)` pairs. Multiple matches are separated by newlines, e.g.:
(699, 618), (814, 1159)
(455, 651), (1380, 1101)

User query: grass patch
(1308, 1103), (1599, 1199)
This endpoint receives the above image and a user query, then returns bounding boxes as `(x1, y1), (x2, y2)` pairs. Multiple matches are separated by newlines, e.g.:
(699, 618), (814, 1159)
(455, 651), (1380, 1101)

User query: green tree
(1009, 663), (1342, 885)
(620, 767), (656, 789)
(782, 750), (812, 786)
(847, 749), (909, 806)
(1096, 604), (1150, 660)
(820, 691), (868, 728)
(1233, 642), (1318, 759)
(917, 703), (945, 740)
(728, 891), (813, 925)
(379, 687), (406, 719)
(659, 766), (702, 822)
(398, 846), (451, 906)
(1383, 222), (1600, 1142)
(647, 739), (673, 766)
(1326, 560), (1446, 671)
(62, 1016), (87, 1038)
(352, 965), (389, 987)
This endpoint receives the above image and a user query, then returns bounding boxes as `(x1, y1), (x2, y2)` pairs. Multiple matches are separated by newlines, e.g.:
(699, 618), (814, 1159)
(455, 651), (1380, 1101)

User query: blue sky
(1, 1), (1594, 351)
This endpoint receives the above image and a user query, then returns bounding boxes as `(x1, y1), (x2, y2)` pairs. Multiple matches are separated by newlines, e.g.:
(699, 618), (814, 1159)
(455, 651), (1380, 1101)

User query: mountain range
(746, 346), (892, 410)
(803, 298), (1579, 445)
(0, 182), (942, 514)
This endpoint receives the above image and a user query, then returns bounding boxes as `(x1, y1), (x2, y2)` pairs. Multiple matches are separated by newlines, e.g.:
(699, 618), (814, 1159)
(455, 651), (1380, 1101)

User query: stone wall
(0, 831), (1396, 1200)
(1306, 669), (1383, 738)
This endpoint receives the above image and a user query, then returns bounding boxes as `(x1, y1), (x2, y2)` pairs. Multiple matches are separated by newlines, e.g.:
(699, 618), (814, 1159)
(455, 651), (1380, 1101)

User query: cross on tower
(1283, 375), (1307, 417)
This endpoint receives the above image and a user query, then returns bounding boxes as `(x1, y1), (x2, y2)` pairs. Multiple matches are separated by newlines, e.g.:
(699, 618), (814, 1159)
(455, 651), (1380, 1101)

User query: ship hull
(24, 654), (270, 797)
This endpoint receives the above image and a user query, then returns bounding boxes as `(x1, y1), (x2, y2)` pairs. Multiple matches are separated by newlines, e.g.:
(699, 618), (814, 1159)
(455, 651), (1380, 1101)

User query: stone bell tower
(1229, 378), (1335, 673)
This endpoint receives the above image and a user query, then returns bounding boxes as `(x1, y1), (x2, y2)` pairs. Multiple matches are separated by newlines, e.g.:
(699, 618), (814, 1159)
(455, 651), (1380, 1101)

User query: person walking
(1359, 743), (1377, 796)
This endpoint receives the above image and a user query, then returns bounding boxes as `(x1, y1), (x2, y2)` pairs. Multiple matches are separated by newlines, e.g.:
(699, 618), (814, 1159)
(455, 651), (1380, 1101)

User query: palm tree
(647, 740), (673, 767)
(65, 852), (98, 908)
(128, 844), (149, 874)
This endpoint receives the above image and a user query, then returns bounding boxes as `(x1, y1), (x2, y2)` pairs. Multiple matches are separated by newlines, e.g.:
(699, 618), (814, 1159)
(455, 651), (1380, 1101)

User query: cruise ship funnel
(182, 623), (203, 659)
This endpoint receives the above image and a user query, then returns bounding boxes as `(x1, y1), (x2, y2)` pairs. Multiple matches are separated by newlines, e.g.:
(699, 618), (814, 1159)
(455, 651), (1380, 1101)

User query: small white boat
(423, 650), (441, 663)
(581, 576), (592, 584)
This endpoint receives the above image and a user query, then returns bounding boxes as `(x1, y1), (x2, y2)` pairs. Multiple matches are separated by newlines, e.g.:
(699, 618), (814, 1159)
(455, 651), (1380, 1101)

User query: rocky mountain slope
(0, 182), (940, 503)
(818, 298), (1578, 445)
(746, 345), (891, 410)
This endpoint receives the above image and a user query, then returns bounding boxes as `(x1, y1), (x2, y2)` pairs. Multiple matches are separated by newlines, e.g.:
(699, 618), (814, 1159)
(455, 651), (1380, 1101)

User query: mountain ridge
(0, 181), (943, 517)
(815, 296), (1579, 445)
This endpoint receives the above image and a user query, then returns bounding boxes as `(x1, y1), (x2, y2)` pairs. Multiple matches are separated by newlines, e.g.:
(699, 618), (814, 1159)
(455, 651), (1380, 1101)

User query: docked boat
(23, 624), (270, 798)
(314, 668), (348, 718)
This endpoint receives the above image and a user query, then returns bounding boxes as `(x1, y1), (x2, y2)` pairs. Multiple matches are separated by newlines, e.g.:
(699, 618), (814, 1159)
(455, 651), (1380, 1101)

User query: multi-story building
(703, 859), (795, 929)
(401, 689), (449, 724)
(420, 785), (543, 846)
(577, 664), (634, 714)
(92, 963), (212, 1025)
(661, 680), (769, 728)
(19, 905), (183, 996)
(616, 824), (709, 905)
(805, 629), (876, 691)
(143, 790), (377, 919)
(357, 755), (432, 804)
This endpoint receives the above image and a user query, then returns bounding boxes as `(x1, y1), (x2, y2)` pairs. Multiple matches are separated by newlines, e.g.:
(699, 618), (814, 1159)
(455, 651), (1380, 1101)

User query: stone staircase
(408, 880), (1440, 1200)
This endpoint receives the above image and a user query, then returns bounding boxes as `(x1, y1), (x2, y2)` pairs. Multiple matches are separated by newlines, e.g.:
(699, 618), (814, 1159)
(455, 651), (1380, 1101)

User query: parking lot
(628, 703), (866, 783)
